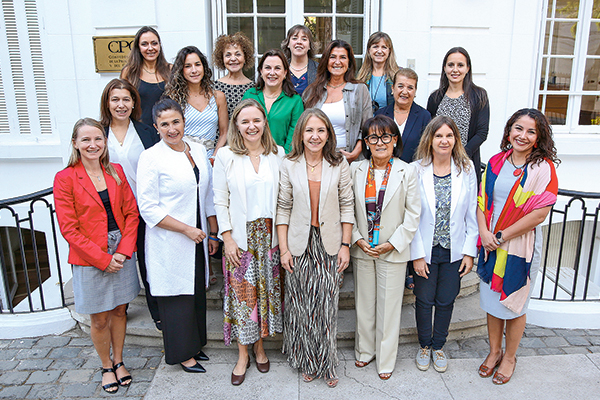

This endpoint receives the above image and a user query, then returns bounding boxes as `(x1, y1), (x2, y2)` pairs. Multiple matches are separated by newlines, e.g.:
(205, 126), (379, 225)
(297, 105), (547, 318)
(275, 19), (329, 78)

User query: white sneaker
(432, 349), (448, 373)
(416, 346), (431, 371)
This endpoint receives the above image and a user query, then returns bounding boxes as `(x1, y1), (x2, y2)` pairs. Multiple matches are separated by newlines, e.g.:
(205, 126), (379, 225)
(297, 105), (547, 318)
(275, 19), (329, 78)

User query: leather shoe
(181, 362), (206, 373)
(478, 352), (502, 378)
(492, 357), (516, 385)
(231, 357), (251, 385)
(252, 348), (270, 373)
(194, 350), (209, 361)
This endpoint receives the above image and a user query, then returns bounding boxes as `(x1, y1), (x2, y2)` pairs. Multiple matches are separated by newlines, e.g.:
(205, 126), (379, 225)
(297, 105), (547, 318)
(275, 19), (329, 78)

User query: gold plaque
(92, 35), (135, 73)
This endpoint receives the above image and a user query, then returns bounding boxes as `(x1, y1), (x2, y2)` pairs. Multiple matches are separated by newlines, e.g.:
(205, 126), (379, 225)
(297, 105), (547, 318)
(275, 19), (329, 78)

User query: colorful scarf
(366, 158), (393, 246)
(478, 150), (558, 313)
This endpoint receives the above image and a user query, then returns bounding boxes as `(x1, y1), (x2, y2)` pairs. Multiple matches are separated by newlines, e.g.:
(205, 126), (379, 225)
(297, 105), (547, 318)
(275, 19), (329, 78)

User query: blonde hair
(68, 118), (122, 185)
(415, 116), (471, 174)
(356, 32), (399, 83)
(227, 99), (278, 156)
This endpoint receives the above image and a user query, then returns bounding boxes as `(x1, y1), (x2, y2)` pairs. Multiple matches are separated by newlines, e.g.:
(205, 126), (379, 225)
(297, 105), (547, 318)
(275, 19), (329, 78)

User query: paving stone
(587, 346), (600, 353)
(0, 370), (31, 385)
(0, 360), (19, 371)
(565, 336), (590, 346)
(124, 381), (151, 396)
(17, 358), (53, 370)
(130, 368), (155, 382)
(34, 336), (71, 348)
(447, 350), (480, 359)
(145, 356), (162, 369)
(68, 337), (93, 347)
(460, 338), (489, 351)
(26, 370), (62, 384)
(519, 337), (546, 348)
(140, 347), (164, 357)
(0, 340), (11, 350)
(60, 369), (95, 383)
(588, 336), (600, 346)
(61, 383), (98, 398)
(25, 384), (62, 399)
(0, 349), (19, 360)
(122, 347), (142, 357)
(516, 347), (537, 357)
(536, 347), (565, 356)
(15, 348), (51, 359)
(562, 347), (591, 354)
(9, 338), (38, 349)
(525, 328), (556, 337)
(79, 347), (100, 358)
(554, 328), (586, 336)
(0, 384), (31, 399)
(122, 357), (147, 369)
(542, 336), (569, 347)
(82, 358), (102, 369)
(47, 347), (81, 359)
(49, 357), (85, 370)
(443, 341), (460, 351)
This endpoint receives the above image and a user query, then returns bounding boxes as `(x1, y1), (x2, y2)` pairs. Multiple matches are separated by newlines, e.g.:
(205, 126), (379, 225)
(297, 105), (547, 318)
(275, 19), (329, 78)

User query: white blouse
(243, 155), (274, 221)
(107, 122), (145, 198)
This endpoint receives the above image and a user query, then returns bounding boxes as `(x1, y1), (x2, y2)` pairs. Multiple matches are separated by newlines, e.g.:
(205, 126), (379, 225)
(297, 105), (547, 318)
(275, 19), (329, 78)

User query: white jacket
(410, 158), (478, 264)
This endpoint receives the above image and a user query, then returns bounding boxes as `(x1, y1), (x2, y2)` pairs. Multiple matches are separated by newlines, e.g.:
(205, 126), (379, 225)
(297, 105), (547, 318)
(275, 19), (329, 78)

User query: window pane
(257, 0), (285, 13)
(542, 94), (568, 125)
(337, 0), (363, 14)
(545, 58), (573, 90)
(549, 21), (577, 55)
(305, 0), (332, 13)
(544, 21), (551, 54)
(257, 17), (286, 54)
(587, 22), (600, 55)
(337, 17), (363, 55)
(583, 58), (600, 90)
(227, 0), (252, 13)
(305, 16), (332, 52)
(227, 17), (254, 44)
(551, 0), (579, 18)
(540, 58), (548, 90)
(579, 95), (600, 124)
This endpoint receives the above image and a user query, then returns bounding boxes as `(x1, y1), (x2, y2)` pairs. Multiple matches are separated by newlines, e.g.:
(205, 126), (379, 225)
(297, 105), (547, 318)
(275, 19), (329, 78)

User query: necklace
(264, 91), (281, 99)
(143, 67), (156, 74)
(290, 64), (308, 72)
(509, 153), (526, 177)
(248, 152), (262, 159)
(393, 108), (409, 114)
(327, 81), (345, 89)
(306, 159), (322, 172)
(86, 170), (102, 182)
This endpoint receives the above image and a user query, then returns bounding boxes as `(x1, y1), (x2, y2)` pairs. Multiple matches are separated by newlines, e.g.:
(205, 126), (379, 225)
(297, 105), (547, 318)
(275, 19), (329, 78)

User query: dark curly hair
(164, 46), (213, 109)
(255, 49), (296, 97)
(500, 108), (560, 166)
(212, 32), (255, 71)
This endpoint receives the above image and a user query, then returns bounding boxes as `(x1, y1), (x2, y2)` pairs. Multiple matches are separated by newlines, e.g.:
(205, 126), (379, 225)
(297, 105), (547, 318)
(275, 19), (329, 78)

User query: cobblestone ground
(1, 325), (599, 399)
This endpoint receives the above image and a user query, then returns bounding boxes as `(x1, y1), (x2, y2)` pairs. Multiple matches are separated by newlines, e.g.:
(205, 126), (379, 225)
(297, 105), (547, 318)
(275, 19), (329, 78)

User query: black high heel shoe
(193, 350), (209, 361)
(181, 361), (206, 373)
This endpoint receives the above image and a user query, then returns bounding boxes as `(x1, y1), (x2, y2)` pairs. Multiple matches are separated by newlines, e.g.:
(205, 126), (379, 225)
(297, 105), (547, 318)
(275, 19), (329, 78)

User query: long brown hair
(164, 46), (213, 109)
(121, 26), (170, 88)
(255, 49), (296, 97)
(287, 108), (343, 166)
(356, 32), (399, 83)
(500, 108), (560, 166)
(227, 99), (278, 156)
(67, 118), (121, 184)
(281, 25), (317, 60)
(415, 115), (472, 175)
(99, 79), (142, 127)
(303, 40), (358, 108)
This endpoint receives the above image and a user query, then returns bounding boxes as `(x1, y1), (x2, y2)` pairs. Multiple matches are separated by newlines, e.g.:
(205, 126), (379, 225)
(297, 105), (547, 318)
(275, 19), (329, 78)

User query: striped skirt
(283, 226), (341, 379)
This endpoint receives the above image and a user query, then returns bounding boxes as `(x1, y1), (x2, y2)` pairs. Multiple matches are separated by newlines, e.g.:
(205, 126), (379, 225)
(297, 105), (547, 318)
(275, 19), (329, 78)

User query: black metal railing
(535, 189), (600, 301)
(0, 188), (71, 313)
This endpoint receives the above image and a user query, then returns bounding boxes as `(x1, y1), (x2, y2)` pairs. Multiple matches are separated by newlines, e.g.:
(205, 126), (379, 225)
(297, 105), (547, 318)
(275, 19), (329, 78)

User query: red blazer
(53, 162), (139, 271)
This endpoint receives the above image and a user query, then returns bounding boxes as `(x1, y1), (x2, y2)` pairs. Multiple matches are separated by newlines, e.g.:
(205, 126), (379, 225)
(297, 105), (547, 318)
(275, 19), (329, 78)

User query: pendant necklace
(306, 159), (322, 172)
(87, 171), (102, 182)
(509, 153), (526, 177)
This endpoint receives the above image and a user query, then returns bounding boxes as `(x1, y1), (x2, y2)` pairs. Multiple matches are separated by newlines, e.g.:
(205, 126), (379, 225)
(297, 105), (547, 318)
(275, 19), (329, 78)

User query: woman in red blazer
(54, 118), (140, 394)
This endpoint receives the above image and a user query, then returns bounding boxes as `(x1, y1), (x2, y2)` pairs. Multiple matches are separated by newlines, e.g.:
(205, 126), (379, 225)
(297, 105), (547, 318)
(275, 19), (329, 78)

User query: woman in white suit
(351, 115), (421, 380)
(277, 108), (355, 388)
(213, 99), (284, 385)
(137, 98), (218, 373)
(410, 115), (478, 373)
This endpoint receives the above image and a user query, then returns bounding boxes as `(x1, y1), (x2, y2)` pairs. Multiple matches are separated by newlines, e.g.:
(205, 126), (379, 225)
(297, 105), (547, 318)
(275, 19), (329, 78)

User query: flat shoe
(493, 357), (516, 385)
(355, 359), (372, 368)
(194, 350), (209, 361)
(113, 362), (132, 387)
(379, 372), (392, 380)
(478, 352), (503, 378)
(101, 367), (119, 394)
(325, 376), (339, 388)
(302, 372), (316, 383)
(231, 357), (251, 386)
(181, 362), (206, 373)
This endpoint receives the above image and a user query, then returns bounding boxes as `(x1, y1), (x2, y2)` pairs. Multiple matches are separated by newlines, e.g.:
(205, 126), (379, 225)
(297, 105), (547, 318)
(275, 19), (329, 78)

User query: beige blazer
(350, 158), (421, 263)
(276, 155), (355, 256)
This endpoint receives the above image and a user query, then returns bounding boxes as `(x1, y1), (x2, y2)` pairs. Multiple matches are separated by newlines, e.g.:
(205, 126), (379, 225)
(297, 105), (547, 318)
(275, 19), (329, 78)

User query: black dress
(138, 80), (166, 127)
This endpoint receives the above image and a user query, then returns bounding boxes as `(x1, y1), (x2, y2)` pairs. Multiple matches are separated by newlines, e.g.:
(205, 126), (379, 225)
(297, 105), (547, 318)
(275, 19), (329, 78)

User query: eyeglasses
(365, 133), (394, 145)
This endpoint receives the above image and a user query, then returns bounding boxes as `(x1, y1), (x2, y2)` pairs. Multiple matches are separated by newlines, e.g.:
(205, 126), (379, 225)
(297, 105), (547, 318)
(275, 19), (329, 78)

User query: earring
(534, 142), (538, 148)
(366, 145), (370, 150)
(393, 143), (397, 147)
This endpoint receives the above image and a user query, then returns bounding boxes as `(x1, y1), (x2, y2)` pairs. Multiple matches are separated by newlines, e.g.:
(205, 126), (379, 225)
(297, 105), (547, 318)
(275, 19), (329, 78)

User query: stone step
(71, 287), (486, 349)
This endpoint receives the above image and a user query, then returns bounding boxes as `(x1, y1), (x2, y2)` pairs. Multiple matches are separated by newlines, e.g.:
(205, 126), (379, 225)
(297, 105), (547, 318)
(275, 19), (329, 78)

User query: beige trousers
(353, 257), (407, 374)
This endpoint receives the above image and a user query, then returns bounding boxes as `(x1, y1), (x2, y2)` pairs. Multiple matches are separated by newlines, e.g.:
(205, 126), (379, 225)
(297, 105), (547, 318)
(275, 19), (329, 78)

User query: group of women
(52, 25), (560, 394)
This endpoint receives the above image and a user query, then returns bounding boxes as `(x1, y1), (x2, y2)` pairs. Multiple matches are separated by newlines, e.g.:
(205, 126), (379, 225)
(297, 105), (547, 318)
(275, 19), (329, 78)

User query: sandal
(379, 372), (392, 380)
(209, 272), (217, 286)
(405, 275), (414, 290)
(478, 351), (503, 378)
(325, 376), (339, 388)
(113, 362), (132, 387)
(302, 372), (316, 383)
(101, 367), (119, 394)
(355, 359), (372, 368)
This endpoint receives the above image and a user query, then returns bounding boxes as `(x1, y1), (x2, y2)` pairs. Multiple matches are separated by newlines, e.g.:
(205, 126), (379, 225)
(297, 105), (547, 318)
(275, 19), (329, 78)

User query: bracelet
(208, 236), (220, 242)
(281, 249), (289, 257)
(341, 242), (351, 248)
(209, 231), (218, 237)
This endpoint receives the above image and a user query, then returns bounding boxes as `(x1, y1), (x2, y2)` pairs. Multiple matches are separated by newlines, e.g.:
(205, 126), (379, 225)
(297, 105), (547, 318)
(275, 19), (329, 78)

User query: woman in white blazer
(410, 115), (478, 373)
(351, 115), (421, 380)
(137, 99), (218, 373)
(213, 99), (284, 385)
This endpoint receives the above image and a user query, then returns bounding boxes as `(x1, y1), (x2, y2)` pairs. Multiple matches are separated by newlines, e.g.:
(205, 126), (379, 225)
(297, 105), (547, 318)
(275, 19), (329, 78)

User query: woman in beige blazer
(351, 115), (421, 379)
(277, 108), (354, 388)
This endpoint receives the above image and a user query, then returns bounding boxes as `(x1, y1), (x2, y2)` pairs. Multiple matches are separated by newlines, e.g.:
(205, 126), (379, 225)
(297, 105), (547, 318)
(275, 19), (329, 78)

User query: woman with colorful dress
(213, 99), (284, 385)
(164, 46), (229, 159)
(477, 108), (559, 385)
(121, 26), (171, 127)
(281, 24), (318, 96)
(242, 49), (304, 153)
(277, 108), (354, 388)
(213, 32), (255, 117)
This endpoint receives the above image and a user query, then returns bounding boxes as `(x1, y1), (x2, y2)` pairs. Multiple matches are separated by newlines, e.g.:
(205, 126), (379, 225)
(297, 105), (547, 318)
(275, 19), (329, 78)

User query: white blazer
(409, 158), (478, 264)
(213, 146), (284, 250)
(137, 139), (216, 296)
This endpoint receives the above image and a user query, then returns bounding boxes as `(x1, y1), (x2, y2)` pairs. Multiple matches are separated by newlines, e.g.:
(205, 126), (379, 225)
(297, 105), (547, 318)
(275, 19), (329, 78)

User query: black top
(138, 80), (166, 127)
(98, 189), (119, 232)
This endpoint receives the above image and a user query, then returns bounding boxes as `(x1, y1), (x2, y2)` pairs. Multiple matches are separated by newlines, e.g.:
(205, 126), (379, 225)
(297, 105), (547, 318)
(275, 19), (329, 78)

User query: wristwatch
(495, 231), (505, 244)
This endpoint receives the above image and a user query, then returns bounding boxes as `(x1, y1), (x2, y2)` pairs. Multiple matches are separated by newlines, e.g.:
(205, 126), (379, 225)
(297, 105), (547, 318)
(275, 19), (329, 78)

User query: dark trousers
(137, 217), (160, 322)
(413, 245), (462, 350)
